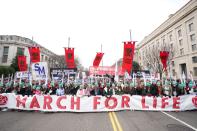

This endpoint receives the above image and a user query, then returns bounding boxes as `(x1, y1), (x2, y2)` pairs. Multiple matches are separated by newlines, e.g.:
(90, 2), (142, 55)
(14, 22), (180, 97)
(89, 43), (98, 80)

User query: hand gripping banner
(28, 47), (40, 63)
(64, 48), (75, 68)
(17, 55), (27, 71)
(122, 41), (135, 74)
(160, 51), (169, 71)
(93, 52), (104, 67)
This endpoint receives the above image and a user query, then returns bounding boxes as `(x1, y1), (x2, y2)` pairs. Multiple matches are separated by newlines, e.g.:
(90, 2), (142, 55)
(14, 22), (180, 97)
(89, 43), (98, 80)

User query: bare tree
(142, 42), (174, 78)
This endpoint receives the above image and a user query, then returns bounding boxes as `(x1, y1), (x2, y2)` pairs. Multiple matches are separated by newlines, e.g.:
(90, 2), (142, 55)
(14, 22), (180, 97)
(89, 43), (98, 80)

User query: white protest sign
(15, 71), (31, 79)
(32, 62), (48, 80)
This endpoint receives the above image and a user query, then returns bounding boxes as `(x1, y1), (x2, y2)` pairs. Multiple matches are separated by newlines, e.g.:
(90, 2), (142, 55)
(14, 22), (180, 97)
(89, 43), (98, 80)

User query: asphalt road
(0, 110), (197, 131)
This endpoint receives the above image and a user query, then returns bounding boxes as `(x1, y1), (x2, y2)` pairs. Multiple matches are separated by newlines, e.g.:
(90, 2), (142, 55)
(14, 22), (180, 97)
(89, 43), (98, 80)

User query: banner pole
(68, 37), (70, 48)
(129, 29), (132, 41)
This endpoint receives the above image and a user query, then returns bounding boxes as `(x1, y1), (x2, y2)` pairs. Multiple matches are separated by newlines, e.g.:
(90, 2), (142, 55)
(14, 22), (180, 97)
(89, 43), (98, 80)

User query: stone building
(136, 0), (197, 80)
(0, 35), (64, 69)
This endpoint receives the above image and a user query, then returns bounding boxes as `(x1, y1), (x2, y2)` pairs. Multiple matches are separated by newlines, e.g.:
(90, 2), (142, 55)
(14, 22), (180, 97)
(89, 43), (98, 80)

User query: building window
(172, 61), (175, 67)
(172, 69), (176, 76)
(178, 29), (182, 37)
(189, 23), (194, 32)
(169, 34), (173, 42)
(180, 48), (184, 55)
(41, 55), (44, 61)
(16, 36), (20, 41)
(163, 38), (165, 44)
(194, 67), (197, 76)
(17, 47), (24, 55)
(2, 46), (9, 63)
(179, 39), (183, 46)
(45, 56), (48, 61)
(192, 56), (197, 63)
(172, 52), (174, 57)
(192, 44), (197, 51)
(190, 34), (196, 43)
(170, 43), (173, 48)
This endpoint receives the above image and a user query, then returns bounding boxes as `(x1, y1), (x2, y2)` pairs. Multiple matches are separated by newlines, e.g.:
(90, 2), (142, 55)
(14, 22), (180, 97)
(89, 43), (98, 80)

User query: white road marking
(161, 111), (197, 131)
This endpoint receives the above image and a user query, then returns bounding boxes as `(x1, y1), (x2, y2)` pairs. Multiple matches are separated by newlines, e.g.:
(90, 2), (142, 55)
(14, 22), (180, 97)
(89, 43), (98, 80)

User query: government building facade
(0, 35), (64, 69)
(136, 0), (197, 80)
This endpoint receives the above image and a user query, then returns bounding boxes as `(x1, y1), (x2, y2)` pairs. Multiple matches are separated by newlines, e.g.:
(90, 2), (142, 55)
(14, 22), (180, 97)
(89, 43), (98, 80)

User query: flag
(160, 51), (169, 71)
(122, 41), (135, 74)
(17, 55), (27, 71)
(64, 48), (75, 68)
(93, 52), (104, 67)
(28, 47), (40, 63)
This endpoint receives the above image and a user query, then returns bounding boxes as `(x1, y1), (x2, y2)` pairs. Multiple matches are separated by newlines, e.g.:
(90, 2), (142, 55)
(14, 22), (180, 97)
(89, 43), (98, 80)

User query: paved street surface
(0, 110), (197, 131)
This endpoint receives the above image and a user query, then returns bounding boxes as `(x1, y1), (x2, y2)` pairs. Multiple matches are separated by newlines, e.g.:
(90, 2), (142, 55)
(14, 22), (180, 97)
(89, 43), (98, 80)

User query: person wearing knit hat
(172, 80), (178, 96)
(129, 81), (136, 95)
(150, 80), (157, 97)
(156, 80), (163, 96)
(139, 80), (145, 96)
(76, 85), (85, 97)
(35, 85), (41, 95)
(0, 82), (4, 93)
(145, 80), (151, 96)
(178, 80), (185, 95)
(56, 83), (65, 96)
(163, 80), (172, 97)
(185, 80), (190, 94)
(188, 80), (195, 94)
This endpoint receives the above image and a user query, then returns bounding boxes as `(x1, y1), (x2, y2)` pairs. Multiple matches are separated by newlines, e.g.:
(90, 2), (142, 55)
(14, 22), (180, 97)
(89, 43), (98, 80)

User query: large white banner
(0, 94), (197, 112)
(32, 62), (48, 80)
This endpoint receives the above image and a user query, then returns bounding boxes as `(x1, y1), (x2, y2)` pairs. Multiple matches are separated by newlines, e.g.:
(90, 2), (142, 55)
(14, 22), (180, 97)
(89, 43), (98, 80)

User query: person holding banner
(56, 83), (65, 96)
(163, 80), (172, 97)
(150, 80), (157, 97)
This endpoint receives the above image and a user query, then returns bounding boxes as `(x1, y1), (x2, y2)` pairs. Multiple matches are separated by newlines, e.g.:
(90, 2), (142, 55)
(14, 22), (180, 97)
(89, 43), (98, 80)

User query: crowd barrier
(0, 93), (197, 112)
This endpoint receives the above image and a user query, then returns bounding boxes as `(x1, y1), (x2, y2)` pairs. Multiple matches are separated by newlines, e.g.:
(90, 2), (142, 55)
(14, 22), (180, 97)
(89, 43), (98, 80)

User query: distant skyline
(0, 0), (190, 68)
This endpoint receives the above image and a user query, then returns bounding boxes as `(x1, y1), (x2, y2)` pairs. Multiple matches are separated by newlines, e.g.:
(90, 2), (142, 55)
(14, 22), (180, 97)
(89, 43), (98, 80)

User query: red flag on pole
(64, 48), (75, 68)
(28, 47), (40, 63)
(160, 51), (169, 71)
(93, 52), (104, 67)
(17, 55), (27, 71)
(122, 41), (135, 74)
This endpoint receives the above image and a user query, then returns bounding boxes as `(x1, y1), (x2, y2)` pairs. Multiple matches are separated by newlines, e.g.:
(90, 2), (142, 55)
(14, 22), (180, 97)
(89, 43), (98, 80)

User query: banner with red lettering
(64, 48), (75, 68)
(160, 51), (169, 71)
(93, 52), (104, 67)
(122, 41), (135, 74)
(0, 93), (196, 112)
(89, 66), (124, 76)
(17, 55), (27, 71)
(28, 47), (40, 63)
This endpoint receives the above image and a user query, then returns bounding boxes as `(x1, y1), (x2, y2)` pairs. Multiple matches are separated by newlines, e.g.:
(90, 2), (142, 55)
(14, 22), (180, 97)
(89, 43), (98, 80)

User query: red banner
(28, 47), (40, 63)
(93, 52), (104, 67)
(160, 51), (169, 71)
(122, 41), (135, 74)
(17, 55), (27, 71)
(64, 48), (75, 68)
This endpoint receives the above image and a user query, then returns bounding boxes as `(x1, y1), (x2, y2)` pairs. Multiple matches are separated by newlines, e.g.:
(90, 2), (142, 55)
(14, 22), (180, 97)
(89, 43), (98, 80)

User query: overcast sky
(0, 0), (190, 68)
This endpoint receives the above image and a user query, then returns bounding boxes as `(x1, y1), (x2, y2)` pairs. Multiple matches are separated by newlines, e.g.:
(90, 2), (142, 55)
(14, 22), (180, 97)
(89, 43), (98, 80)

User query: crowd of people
(0, 77), (196, 97)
